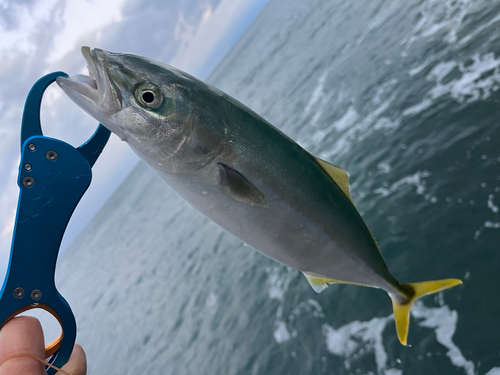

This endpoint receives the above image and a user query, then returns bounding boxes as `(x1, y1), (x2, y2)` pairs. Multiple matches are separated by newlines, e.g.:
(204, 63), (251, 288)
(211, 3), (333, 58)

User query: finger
(0, 316), (45, 375)
(56, 344), (86, 375)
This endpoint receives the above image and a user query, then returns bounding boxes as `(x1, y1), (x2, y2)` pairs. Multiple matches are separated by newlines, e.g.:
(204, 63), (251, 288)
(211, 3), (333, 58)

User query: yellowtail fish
(57, 47), (462, 345)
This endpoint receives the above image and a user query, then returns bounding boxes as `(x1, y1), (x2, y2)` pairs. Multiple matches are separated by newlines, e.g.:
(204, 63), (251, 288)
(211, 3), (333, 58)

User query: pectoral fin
(313, 156), (352, 203)
(218, 163), (268, 207)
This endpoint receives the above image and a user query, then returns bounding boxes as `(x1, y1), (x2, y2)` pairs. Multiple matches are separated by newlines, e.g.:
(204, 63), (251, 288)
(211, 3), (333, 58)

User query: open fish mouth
(56, 46), (122, 123)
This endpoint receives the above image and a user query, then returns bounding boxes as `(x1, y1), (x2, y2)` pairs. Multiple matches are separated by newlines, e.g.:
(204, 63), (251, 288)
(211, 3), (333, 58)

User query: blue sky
(0, 0), (270, 276)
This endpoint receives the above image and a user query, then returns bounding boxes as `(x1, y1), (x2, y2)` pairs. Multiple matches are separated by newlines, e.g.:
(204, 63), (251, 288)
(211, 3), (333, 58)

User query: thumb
(56, 344), (86, 375)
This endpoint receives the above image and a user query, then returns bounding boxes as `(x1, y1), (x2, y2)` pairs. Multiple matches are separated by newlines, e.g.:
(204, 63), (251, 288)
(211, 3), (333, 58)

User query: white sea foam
(377, 162), (391, 173)
(427, 61), (457, 82)
(474, 221), (500, 240)
(401, 0), (475, 49)
(304, 69), (330, 115)
(267, 269), (325, 345)
(442, 53), (500, 103)
(374, 170), (432, 198)
(289, 299), (325, 319)
(372, 117), (397, 131)
(373, 79), (398, 106)
(458, 13), (500, 46)
(485, 221), (500, 229)
(321, 302), (472, 374)
(409, 58), (434, 77)
(334, 106), (359, 132)
(273, 301), (295, 344)
(322, 316), (391, 371)
(487, 194), (499, 213)
(402, 99), (433, 116)
(356, 3), (398, 45)
(302, 70), (400, 160)
(302, 69), (335, 130)
(274, 320), (291, 343)
(317, 93), (400, 161)
(384, 370), (403, 375)
(404, 52), (500, 117)
(486, 368), (500, 375)
(308, 105), (359, 148)
(266, 266), (295, 301)
(412, 302), (475, 375)
(302, 64), (401, 159)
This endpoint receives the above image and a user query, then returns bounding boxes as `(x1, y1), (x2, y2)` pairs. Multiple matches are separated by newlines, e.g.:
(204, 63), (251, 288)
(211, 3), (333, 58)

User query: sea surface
(53, 0), (500, 373)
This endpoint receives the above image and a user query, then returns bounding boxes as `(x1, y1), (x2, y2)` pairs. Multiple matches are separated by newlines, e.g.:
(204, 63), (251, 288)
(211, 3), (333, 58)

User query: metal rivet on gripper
(28, 143), (36, 151)
(13, 287), (25, 299)
(46, 151), (57, 161)
(22, 176), (34, 187)
(24, 163), (32, 171)
(30, 289), (42, 301)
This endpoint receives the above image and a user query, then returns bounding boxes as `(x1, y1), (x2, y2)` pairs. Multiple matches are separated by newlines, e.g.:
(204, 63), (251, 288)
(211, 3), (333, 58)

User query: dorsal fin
(313, 156), (382, 256)
(313, 156), (385, 257)
(314, 157), (352, 202)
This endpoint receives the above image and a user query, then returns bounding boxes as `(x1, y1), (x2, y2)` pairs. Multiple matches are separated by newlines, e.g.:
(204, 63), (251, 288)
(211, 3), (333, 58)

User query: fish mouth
(56, 46), (123, 126)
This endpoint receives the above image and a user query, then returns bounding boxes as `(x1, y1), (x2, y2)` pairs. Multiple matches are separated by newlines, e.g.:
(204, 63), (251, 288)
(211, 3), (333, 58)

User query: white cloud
(201, 3), (213, 23)
(0, 0), (59, 53)
(47, 0), (126, 64)
(174, 10), (198, 46)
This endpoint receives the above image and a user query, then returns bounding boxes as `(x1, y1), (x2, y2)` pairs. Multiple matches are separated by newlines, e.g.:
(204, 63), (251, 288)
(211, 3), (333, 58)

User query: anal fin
(303, 272), (336, 293)
(303, 272), (378, 293)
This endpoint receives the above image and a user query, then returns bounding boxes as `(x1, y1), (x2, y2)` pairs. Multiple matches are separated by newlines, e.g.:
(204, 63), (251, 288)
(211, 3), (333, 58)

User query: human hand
(0, 316), (86, 375)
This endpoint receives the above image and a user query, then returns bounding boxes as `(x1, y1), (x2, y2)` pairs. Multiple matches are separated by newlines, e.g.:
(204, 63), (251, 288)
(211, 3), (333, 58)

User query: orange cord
(0, 353), (70, 374)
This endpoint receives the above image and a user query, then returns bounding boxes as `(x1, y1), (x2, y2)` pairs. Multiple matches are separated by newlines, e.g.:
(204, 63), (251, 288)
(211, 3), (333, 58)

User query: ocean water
(54, 0), (500, 373)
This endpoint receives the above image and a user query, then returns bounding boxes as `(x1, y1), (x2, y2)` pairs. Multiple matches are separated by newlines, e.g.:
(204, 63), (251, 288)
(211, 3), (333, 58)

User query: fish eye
(142, 90), (155, 104)
(135, 85), (163, 109)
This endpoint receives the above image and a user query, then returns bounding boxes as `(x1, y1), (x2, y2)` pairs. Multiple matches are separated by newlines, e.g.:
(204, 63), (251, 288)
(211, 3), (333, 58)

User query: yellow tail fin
(391, 279), (462, 345)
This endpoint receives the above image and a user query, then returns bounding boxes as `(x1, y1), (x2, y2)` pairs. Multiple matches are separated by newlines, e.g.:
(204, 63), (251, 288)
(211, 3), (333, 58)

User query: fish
(57, 47), (462, 345)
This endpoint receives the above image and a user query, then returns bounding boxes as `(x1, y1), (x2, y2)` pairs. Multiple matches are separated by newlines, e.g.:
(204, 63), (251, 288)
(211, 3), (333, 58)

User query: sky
(0, 0), (270, 277)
